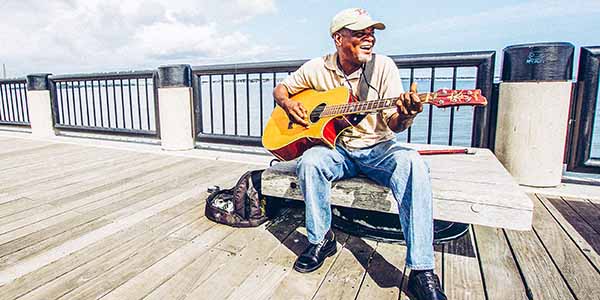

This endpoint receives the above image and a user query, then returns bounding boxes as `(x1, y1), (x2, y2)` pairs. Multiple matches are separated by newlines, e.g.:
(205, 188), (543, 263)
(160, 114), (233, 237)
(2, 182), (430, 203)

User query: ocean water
(41, 76), (600, 157)
(199, 77), (480, 147)
(198, 76), (600, 155)
(53, 80), (158, 132)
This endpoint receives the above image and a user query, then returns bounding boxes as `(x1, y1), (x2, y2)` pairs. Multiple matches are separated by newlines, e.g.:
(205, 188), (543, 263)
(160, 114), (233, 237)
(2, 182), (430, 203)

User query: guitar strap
(358, 53), (376, 102)
(347, 54), (376, 126)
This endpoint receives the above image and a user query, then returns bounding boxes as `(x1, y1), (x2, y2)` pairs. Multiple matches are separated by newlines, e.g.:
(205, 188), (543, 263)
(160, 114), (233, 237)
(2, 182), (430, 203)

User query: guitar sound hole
(310, 103), (326, 123)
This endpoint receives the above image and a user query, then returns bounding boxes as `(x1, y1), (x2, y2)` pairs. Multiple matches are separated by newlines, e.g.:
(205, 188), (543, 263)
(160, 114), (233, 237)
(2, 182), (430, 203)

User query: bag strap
(358, 53), (376, 102)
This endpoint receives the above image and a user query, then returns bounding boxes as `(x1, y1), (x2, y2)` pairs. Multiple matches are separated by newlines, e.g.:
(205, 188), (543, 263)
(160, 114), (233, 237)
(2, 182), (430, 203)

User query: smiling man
(273, 8), (446, 300)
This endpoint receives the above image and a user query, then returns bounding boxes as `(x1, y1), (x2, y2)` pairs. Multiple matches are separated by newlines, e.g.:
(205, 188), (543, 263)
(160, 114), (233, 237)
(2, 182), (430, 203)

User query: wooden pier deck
(1, 135), (599, 300)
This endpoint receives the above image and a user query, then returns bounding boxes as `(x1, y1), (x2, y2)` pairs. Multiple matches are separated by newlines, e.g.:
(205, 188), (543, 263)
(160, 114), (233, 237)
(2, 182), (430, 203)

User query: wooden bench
(261, 144), (532, 231)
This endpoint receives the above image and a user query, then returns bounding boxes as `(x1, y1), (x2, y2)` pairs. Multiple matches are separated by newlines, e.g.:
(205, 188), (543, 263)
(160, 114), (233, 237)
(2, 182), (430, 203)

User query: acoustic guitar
(262, 86), (487, 161)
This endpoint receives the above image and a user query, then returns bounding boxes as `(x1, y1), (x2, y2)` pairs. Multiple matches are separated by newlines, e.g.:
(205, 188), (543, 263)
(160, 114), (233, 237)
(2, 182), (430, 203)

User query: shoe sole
(293, 245), (337, 273)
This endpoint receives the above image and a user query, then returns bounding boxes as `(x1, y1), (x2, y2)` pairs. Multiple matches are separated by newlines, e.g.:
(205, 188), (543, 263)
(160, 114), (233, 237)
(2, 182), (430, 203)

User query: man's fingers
(292, 114), (308, 126)
(410, 93), (423, 111)
(295, 103), (307, 118)
(410, 82), (418, 93)
(410, 92), (421, 103)
(294, 107), (304, 118)
(290, 108), (308, 127)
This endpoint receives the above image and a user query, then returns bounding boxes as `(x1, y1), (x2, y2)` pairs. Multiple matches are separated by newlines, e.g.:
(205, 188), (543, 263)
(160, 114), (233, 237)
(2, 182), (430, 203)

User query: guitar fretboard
(320, 93), (432, 118)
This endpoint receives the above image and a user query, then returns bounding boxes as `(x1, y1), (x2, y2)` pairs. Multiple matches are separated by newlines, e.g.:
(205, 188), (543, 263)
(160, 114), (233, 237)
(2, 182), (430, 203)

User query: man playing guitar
(272, 8), (446, 300)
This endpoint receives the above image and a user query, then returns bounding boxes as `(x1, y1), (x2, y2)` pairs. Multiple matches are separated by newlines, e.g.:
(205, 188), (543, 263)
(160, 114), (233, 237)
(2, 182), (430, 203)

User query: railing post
(495, 42), (574, 187)
(472, 52), (496, 149)
(26, 73), (56, 137)
(157, 65), (194, 150)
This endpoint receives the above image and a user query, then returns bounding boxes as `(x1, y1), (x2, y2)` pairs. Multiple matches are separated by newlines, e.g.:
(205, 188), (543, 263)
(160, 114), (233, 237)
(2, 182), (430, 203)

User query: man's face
(337, 27), (376, 64)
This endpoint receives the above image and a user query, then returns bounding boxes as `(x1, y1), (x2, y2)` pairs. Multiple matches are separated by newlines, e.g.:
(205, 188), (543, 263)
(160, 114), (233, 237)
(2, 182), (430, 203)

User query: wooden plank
(182, 209), (305, 300)
(0, 143), (62, 159)
(443, 229), (486, 300)
(142, 248), (233, 300)
(0, 195), (203, 300)
(140, 211), (293, 300)
(0, 198), (37, 219)
(56, 237), (189, 300)
(0, 186), (207, 285)
(0, 160), (221, 267)
(2, 150), (180, 209)
(0, 146), (124, 189)
(0, 148), (114, 188)
(99, 220), (230, 300)
(355, 242), (407, 300)
(0, 149), (151, 194)
(2, 158), (246, 274)
(0, 154), (166, 233)
(504, 197), (575, 299)
(139, 212), (260, 300)
(312, 236), (377, 299)
(0, 138), (47, 152)
(472, 225), (528, 300)
(0, 144), (113, 178)
(530, 194), (600, 299)
(562, 196), (600, 235)
(0, 150), (150, 199)
(226, 257), (289, 300)
(64, 222), (234, 300)
(0, 143), (95, 171)
(224, 218), (329, 300)
(0, 155), (175, 241)
(0, 155), (177, 229)
(538, 194), (600, 271)
(266, 227), (351, 300)
(100, 218), (261, 300)
(587, 197), (600, 206)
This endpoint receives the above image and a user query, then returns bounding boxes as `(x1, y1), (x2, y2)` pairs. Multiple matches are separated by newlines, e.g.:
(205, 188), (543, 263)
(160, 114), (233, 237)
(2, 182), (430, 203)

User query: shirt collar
(324, 52), (362, 80)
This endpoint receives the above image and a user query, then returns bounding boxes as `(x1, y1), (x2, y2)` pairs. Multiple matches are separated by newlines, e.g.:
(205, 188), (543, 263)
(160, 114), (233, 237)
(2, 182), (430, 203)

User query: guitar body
(262, 87), (355, 161)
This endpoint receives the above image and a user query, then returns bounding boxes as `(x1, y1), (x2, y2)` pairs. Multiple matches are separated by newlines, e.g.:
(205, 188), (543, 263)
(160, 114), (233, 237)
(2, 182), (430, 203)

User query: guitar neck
(320, 93), (434, 118)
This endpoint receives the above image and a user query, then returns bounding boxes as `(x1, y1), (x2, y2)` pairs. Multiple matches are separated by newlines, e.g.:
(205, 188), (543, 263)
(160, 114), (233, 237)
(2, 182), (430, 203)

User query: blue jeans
(296, 139), (434, 270)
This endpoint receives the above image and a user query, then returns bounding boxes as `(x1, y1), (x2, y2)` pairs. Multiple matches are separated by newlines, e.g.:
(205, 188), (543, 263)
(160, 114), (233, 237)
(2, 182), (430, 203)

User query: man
(272, 8), (446, 300)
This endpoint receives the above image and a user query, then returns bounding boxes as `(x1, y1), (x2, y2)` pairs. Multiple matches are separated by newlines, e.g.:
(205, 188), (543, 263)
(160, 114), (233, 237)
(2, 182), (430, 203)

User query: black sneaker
(407, 270), (447, 300)
(293, 230), (337, 273)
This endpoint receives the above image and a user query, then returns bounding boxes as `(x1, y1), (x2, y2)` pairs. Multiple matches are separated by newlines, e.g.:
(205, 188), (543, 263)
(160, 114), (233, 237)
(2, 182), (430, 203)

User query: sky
(1, 0), (599, 78)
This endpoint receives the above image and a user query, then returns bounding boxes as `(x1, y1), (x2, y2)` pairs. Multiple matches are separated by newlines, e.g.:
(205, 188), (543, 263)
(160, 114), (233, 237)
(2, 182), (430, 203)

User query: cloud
(0, 0), (277, 77)
(402, 0), (600, 36)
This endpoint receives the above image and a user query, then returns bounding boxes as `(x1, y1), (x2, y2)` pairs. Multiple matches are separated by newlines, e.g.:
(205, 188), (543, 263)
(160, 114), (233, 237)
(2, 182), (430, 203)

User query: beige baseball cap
(329, 8), (386, 36)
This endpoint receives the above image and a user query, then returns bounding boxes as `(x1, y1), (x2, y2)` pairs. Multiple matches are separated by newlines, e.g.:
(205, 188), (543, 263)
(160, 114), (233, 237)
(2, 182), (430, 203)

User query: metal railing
(567, 46), (600, 173)
(49, 71), (160, 137)
(0, 78), (30, 126)
(191, 51), (496, 148)
(192, 60), (304, 146)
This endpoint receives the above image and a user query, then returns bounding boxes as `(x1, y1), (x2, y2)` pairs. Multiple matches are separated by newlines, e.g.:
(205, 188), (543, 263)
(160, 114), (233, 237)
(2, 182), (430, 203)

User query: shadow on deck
(0, 135), (599, 299)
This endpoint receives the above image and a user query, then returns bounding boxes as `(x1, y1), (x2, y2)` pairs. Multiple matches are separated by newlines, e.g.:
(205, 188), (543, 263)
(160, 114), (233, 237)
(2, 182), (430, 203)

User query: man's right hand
(281, 99), (309, 127)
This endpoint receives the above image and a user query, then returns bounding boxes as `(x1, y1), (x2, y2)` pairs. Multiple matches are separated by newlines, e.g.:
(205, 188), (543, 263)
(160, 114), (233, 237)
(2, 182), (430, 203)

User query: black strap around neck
(358, 53), (376, 102)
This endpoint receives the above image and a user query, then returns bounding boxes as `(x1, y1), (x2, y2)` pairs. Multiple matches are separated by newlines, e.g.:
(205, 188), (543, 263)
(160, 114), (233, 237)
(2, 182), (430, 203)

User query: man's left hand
(395, 82), (423, 119)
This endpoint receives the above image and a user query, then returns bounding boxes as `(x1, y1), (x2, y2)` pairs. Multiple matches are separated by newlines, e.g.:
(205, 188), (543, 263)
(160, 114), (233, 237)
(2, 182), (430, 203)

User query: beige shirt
(281, 52), (404, 150)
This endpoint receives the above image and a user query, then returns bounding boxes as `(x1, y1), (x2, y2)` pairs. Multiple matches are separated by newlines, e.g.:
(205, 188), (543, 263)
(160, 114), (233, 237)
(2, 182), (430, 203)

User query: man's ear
(333, 32), (343, 47)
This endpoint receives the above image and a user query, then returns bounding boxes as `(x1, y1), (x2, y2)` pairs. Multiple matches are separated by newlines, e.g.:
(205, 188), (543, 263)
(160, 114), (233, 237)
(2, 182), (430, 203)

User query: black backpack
(205, 170), (273, 227)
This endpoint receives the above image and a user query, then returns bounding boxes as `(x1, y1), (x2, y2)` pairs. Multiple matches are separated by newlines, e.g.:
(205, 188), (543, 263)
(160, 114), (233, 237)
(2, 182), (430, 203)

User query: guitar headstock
(424, 89), (488, 108)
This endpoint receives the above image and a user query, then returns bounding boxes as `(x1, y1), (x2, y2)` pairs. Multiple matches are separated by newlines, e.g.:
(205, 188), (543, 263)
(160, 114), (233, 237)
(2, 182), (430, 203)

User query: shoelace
(416, 273), (442, 293)
(309, 233), (333, 256)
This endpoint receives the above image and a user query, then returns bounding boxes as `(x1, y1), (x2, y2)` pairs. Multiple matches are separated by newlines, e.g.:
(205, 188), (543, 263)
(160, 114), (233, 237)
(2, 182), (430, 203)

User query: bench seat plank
(262, 146), (532, 231)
